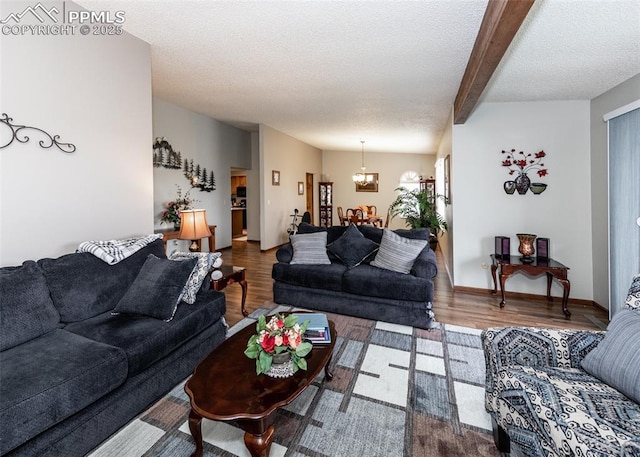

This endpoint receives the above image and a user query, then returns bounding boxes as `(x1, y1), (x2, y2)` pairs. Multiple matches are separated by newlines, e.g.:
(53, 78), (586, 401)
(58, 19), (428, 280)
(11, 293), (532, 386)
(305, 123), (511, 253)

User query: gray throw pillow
(370, 229), (428, 274)
(581, 309), (640, 403)
(290, 232), (331, 265)
(327, 224), (379, 269)
(112, 254), (197, 321)
(169, 251), (222, 304)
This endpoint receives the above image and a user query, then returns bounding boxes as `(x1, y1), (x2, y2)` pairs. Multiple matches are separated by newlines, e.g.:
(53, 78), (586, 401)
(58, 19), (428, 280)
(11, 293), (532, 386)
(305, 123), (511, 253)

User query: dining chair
(349, 208), (365, 226)
(337, 206), (346, 226)
(367, 205), (377, 216)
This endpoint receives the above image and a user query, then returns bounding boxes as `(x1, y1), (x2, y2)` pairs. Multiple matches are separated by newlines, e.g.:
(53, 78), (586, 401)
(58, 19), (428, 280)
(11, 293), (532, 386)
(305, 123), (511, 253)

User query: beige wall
(260, 125), (323, 250)
(322, 150), (436, 230)
(436, 111), (454, 286)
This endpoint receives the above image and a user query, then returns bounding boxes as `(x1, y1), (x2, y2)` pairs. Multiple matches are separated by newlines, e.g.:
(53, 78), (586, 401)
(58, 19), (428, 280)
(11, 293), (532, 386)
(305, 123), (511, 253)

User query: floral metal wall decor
(153, 137), (216, 192)
(501, 148), (548, 195)
(0, 113), (76, 153)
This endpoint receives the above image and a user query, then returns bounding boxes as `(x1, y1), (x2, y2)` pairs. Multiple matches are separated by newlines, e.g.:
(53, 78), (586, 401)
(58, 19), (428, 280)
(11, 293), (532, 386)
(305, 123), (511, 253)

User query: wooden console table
(155, 225), (216, 253)
(490, 254), (571, 317)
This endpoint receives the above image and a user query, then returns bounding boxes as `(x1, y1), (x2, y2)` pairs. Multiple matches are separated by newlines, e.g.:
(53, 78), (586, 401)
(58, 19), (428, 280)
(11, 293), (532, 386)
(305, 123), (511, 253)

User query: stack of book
(293, 313), (331, 344)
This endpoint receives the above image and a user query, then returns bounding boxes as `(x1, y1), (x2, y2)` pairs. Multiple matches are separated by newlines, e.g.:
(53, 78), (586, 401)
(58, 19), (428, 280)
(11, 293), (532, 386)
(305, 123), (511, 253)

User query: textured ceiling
(77, 0), (640, 154)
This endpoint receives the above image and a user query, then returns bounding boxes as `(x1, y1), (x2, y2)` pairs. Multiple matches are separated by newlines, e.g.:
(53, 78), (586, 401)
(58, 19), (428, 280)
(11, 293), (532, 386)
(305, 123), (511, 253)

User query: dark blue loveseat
(273, 223), (438, 329)
(0, 239), (227, 457)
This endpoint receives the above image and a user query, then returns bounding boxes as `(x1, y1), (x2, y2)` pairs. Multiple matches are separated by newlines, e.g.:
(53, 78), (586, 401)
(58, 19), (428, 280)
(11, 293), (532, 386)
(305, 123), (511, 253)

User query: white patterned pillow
(169, 251), (222, 304)
(625, 273), (640, 311)
(370, 229), (428, 274)
(289, 232), (331, 265)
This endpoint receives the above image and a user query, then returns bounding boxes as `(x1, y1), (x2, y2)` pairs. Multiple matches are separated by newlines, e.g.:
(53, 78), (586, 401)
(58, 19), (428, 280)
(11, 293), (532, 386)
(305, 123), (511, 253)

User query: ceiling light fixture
(352, 140), (373, 185)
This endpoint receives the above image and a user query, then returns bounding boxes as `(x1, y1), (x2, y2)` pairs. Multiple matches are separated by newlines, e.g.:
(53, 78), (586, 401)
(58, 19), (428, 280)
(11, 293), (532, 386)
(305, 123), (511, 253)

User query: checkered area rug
(89, 305), (502, 457)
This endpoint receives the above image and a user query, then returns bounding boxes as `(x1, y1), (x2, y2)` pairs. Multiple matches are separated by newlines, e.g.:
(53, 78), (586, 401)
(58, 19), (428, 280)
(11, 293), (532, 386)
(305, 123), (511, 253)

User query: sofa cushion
(493, 365), (640, 457)
(343, 264), (432, 302)
(370, 229), (428, 274)
(65, 289), (226, 376)
(38, 239), (166, 322)
(290, 232), (331, 265)
(112, 254), (197, 322)
(625, 273), (640, 310)
(0, 261), (60, 351)
(272, 262), (347, 291)
(0, 329), (127, 454)
(169, 251), (222, 304)
(581, 309), (640, 403)
(327, 224), (379, 269)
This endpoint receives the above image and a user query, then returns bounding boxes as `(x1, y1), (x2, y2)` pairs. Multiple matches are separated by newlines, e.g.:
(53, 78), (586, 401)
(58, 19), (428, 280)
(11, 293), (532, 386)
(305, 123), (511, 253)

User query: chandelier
(352, 140), (374, 185)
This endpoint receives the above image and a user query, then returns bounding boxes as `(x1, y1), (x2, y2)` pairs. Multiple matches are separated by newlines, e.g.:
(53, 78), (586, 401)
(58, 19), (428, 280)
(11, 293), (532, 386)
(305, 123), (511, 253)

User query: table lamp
(178, 209), (212, 252)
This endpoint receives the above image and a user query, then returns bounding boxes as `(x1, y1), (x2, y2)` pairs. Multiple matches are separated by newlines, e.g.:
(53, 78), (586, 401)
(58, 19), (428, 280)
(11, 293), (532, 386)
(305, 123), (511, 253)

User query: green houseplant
(388, 187), (448, 247)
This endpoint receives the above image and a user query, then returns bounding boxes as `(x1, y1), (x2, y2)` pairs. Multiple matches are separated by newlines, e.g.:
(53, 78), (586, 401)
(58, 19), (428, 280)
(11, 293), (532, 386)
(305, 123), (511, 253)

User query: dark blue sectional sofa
(0, 240), (227, 457)
(272, 223), (438, 329)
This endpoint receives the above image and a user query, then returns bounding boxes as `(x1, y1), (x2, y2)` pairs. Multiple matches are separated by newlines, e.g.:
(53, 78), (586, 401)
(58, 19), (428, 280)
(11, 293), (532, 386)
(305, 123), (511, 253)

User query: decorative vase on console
(516, 233), (537, 263)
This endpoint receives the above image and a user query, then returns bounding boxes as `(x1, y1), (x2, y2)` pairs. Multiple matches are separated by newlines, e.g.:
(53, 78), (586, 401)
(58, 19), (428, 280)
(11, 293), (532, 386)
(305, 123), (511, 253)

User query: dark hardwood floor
(218, 239), (609, 331)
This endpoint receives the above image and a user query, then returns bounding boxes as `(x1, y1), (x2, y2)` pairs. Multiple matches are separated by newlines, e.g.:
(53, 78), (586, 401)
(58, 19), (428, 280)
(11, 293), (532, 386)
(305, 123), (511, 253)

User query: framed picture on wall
(272, 170), (280, 186)
(355, 173), (379, 192)
(298, 181), (304, 195)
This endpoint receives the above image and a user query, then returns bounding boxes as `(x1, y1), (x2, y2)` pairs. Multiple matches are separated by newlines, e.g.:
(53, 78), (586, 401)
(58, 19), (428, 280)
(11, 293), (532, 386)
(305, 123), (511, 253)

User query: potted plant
(388, 187), (448, 249)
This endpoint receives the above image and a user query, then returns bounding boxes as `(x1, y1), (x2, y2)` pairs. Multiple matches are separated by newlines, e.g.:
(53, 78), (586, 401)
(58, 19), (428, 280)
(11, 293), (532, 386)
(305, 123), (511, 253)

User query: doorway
(306, 173), (314, 223)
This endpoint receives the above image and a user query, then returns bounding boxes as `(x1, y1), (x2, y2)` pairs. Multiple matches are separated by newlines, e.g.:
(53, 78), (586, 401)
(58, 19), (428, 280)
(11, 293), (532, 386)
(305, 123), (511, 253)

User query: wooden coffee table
(184, 315), (336, 457)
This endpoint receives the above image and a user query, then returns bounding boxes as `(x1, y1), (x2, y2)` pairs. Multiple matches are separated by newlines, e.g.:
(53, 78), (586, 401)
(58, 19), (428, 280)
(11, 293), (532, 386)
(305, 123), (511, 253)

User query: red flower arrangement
(501, 149), (548, 178)
(244, 313), (312, 375)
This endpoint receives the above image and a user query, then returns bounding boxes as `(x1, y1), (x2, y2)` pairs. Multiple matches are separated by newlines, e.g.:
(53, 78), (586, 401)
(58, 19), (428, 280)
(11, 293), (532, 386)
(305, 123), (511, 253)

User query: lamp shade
(178, 209), (211, 240)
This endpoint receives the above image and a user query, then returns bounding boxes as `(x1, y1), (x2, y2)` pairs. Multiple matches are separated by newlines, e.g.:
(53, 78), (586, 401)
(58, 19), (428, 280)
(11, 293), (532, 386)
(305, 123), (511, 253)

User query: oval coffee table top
(185, 315), (336, 421)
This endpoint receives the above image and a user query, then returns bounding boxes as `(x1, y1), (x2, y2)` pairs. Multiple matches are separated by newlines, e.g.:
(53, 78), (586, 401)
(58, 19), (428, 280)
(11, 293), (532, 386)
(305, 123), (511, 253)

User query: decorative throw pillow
(581, 309), (640, 403)
(290, 232), (331, 265)
(112, 254), (197, 321)
(169, 251), (223, 304)
(327, 224), (379, 269)
(370, 229), (428, 274)
(625, 273), (640, 310)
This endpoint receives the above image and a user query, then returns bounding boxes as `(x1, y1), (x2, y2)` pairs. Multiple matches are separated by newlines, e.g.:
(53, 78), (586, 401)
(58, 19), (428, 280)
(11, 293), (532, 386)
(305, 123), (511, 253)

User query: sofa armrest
(481, 327), (604, 414)
(275, 244), (293, 263)
(410, 247), (437, 279)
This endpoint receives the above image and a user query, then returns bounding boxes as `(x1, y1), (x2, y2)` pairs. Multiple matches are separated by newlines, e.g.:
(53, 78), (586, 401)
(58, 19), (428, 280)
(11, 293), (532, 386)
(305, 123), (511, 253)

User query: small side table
(490, 255), (571, 317)
(211, 265), (248, 317)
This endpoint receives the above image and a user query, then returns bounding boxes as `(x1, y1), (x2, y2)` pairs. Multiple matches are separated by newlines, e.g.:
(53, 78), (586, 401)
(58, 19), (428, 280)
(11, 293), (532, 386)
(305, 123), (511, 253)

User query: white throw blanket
(77, 234), (163, 265)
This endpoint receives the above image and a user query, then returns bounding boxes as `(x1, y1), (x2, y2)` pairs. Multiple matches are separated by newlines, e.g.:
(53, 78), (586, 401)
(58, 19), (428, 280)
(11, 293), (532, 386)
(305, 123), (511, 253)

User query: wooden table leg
(240, 422), (274, 457)
(498, 273), (508, 308)
(325, 354), (334, 381)
(491, 263), (498, 294)
(559, 278), (572, 318)
(188, 410), (204, 457)
(545, 272), (554, 301)
(240, 278), (248, 317)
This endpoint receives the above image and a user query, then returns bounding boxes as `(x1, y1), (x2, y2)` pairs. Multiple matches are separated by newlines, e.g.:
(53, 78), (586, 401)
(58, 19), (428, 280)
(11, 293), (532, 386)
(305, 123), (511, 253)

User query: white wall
(323, 150), (436, 230)
(590, 73), (640, 309)
(452, 101), (593, 300)
(152, 98), (251, 251)
(0, 1), (152, 266)
(260, 125), (323, 250)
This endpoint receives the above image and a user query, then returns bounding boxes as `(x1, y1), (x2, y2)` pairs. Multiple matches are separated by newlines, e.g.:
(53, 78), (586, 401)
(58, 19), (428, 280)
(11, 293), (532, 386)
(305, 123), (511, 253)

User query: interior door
(306, 173), (314, 223)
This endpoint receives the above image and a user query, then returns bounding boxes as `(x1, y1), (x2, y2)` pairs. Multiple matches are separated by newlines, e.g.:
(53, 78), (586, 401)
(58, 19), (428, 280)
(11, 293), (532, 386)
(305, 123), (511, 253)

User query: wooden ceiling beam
(453, 0), (535, 124)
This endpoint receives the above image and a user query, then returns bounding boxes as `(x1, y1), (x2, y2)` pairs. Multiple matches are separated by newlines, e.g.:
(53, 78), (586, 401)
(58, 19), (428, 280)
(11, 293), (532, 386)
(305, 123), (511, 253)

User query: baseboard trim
(453, 285), (602, 308)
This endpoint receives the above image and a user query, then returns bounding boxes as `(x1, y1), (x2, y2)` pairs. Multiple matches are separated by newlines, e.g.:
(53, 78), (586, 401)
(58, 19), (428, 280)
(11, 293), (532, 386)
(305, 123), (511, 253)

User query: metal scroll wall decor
(153, 137), (216, 192)
(0, 113), (76, 153)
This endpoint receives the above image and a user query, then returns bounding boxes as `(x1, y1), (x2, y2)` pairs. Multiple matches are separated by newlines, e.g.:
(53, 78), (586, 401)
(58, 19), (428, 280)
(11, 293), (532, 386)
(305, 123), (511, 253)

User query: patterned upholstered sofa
(481, 275), (640, 457)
